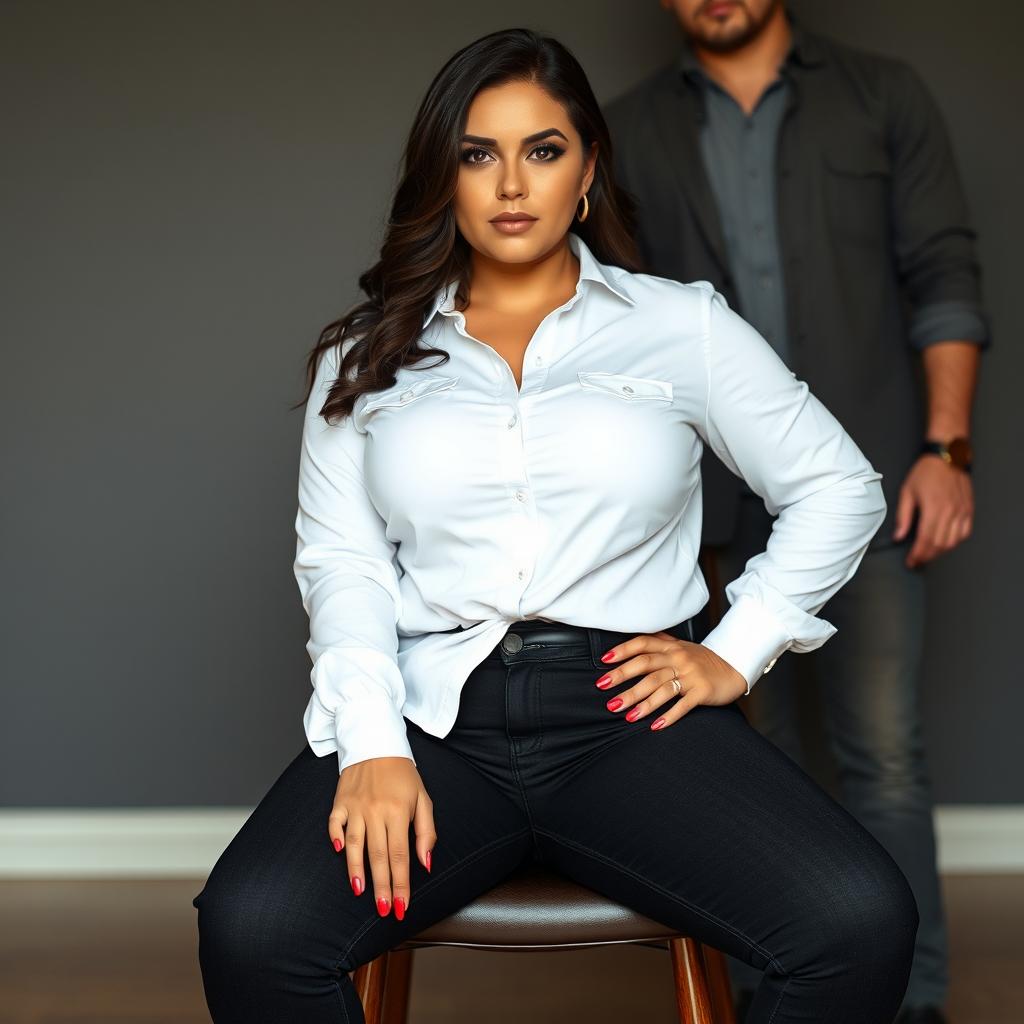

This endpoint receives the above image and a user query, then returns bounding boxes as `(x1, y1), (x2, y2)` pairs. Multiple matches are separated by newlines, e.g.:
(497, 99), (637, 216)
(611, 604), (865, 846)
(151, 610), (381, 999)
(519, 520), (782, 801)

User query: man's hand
(893, 455), (974, 568)
(593, 631), (748, 732)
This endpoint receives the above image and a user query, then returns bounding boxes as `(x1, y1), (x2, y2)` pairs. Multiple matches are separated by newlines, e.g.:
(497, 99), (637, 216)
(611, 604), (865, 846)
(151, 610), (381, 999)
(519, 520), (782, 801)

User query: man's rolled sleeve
(907, 299), (992, 351)
(887, 60), (991, 346)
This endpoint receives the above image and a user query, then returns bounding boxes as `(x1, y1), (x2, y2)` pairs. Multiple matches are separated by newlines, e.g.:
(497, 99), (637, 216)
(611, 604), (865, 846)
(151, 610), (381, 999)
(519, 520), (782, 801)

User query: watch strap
(919, 439), (973, 473)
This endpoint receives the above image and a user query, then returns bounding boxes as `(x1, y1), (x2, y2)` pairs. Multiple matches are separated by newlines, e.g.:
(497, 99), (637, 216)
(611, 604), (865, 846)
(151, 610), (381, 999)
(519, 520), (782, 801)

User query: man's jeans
(193, 614), (917, 1023)
(710, 491), (949, 1013)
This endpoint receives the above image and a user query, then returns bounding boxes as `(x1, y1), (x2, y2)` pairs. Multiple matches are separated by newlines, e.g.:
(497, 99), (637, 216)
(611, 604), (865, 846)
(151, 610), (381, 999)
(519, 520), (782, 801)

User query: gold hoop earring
(576, 193), (589, 223)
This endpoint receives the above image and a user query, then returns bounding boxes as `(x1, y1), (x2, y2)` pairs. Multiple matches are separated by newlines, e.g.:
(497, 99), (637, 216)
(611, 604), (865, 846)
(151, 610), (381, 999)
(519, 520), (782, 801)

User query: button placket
(511, 481), (534, 593)
(495, 394), (536, 609)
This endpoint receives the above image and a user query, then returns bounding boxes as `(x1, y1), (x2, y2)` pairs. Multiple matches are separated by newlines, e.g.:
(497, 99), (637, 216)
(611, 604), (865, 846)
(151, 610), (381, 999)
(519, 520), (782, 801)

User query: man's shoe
(894, 1005), (949, 1024)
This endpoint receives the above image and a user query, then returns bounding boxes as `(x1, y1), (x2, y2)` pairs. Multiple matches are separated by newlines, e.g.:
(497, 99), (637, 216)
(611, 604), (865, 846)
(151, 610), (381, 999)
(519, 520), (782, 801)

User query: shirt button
(514, 489), (526, 502)
(534, 355), (543, 365)
(760, 274), (771, 289)
(507, 413), (518, 429)
(516, 569), (525, 580)
(401, 389), (414, 401)
(621, 384), (634, 394)
(753, 223), (764, 236)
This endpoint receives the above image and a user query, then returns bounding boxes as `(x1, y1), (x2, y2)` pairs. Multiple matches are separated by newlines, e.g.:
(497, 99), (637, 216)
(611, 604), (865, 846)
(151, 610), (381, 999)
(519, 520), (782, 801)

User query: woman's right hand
(329, 756), (436, 920)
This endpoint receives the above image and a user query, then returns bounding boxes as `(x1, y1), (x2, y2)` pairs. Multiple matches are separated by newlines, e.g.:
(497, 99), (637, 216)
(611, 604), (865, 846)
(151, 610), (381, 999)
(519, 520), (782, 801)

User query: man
(601, 2), (991, 1022)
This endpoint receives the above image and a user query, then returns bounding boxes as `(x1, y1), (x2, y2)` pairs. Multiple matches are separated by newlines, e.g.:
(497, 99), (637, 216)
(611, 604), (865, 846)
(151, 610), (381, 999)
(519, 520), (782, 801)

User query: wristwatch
(919, 436), (973, 474)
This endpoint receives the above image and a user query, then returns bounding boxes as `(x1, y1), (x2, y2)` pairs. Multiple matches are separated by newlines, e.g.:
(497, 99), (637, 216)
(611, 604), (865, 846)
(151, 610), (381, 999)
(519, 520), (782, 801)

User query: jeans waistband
(478, 617), (697, 667)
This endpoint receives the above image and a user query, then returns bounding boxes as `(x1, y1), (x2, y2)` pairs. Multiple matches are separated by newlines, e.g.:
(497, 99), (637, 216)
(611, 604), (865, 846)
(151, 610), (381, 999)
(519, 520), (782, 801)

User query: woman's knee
(193, 869), (342, 984)
(192, 872), (373, 1020)
(194, 875), (273, 977)
(798, 855), (919, 978)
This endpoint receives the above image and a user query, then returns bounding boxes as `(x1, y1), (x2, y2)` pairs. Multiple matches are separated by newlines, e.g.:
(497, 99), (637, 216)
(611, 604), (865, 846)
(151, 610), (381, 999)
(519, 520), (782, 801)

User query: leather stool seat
(395, 860), (681, 951)
(352, 861), (739, 1023)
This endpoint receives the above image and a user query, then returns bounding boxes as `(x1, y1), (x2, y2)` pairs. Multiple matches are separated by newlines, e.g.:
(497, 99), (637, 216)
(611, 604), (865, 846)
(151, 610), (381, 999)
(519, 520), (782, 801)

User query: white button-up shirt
(294, 231), (886, 772)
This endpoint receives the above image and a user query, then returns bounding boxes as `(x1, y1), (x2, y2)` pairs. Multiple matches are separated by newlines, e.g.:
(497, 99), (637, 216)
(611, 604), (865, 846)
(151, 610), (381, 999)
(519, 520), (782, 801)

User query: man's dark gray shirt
(691, 63), (793, 372)
(602, 13), (991, 549)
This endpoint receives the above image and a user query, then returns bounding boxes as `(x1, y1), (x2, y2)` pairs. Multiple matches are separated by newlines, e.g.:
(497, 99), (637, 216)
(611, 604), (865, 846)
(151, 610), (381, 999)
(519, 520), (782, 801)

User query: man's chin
(693, 32), (755, 54)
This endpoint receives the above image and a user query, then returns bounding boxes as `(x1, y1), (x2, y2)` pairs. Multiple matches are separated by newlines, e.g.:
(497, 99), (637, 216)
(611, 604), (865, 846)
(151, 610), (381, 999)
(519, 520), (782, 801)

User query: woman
(193, 27), (918, 1024)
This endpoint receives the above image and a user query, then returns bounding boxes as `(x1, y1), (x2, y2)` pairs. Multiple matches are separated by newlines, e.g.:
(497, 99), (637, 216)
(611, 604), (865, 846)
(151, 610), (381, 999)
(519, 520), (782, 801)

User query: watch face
(948, 437), (973, 466)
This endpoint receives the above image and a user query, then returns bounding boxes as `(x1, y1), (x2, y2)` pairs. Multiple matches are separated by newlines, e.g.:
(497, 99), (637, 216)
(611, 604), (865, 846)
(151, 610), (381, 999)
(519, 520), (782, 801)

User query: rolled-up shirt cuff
(908, 300), (991, 350)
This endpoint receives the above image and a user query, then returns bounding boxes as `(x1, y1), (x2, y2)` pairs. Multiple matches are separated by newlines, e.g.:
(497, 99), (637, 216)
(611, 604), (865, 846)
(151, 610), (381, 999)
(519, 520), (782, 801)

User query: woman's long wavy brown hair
(292, 26), (646, 424)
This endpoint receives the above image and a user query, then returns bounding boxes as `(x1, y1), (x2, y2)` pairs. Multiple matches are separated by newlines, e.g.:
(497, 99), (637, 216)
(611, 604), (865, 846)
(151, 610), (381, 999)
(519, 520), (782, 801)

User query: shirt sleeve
(907, 299), (991, 351)
(886, 60), (992, 349)
(694, 284), (887, 693)
(293, 339), (415, 772)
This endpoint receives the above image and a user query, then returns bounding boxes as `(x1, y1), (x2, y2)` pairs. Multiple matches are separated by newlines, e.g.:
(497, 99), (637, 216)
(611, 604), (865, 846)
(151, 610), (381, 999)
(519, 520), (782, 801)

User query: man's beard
(690, 0), (781, 53)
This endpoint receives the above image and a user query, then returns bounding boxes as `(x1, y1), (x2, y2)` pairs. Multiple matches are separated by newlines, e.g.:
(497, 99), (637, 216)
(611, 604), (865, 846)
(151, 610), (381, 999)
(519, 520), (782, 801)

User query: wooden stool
(352, 860), (739, 1023)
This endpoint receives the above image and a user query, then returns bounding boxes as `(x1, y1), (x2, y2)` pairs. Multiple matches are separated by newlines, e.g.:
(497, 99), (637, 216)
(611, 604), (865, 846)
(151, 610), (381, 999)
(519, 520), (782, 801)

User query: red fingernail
(332, 837), (342, 853)
(595, 674), (613, 688)
(395, 896), (406, 921)
(601, 650), (617, 663)
(351, 875), (363, 896)
(426, 849), (432, 873)
(606, 696), (623, 711)
(625, 707), (641, 722)
(651, 717), (666, 730)
(377, 896), (391, 917)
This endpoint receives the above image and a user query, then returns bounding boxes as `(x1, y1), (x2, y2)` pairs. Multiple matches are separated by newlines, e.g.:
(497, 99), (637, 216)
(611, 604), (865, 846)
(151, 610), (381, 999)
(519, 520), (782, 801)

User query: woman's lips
(490, 218), (537, 234)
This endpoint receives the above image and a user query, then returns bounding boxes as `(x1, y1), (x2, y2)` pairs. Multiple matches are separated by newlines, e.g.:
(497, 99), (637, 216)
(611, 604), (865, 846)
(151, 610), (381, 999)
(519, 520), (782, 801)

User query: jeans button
(501, 632), (524, 654)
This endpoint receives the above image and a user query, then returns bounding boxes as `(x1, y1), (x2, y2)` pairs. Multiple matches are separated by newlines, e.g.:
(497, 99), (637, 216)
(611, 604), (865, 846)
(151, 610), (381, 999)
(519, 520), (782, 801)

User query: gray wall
(2, 0), (1020, 807)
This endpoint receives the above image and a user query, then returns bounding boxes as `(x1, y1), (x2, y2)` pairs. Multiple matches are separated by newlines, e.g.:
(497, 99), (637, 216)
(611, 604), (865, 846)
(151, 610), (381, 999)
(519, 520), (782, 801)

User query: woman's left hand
(595, 630), (748, 730)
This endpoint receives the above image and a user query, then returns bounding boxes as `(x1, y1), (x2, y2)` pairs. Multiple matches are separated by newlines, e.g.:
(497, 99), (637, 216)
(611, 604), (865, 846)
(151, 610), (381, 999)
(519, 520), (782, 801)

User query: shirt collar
(421, 230), (634, 329)
(675, 10), (825, 84)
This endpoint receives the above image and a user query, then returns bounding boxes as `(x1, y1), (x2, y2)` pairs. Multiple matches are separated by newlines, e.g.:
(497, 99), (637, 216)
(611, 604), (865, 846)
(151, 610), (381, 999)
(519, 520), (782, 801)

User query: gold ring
(670, 675), (680, 696)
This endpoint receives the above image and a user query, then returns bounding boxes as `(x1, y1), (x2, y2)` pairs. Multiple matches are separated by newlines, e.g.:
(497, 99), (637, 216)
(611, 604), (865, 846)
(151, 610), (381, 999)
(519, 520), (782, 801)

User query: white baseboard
(0, 809), (252, 878)
(0, 806), (1020, 878)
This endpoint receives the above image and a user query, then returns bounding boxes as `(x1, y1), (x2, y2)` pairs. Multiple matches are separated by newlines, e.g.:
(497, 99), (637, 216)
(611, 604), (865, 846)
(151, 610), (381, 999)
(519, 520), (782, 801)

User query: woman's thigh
(192, 733), (534, 1017)
(522, 688), (918, 1016)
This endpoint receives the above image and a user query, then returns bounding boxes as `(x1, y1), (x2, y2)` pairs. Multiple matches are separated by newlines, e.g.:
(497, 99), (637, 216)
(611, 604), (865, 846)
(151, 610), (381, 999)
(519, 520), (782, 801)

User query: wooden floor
(0, 875), (1020, 1022)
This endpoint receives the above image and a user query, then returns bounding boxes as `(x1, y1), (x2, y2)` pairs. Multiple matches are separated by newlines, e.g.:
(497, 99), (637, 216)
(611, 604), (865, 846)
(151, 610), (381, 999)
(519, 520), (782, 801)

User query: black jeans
(192, 618), (918, 1023)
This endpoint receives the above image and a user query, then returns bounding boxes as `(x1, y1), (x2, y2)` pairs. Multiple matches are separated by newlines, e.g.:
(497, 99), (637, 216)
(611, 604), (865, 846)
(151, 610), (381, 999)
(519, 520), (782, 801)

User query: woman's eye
(460, 144), (565, 164)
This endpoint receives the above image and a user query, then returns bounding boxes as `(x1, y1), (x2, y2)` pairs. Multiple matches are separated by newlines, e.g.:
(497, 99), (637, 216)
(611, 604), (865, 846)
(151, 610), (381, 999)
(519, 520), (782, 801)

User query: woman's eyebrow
(460, 128), (569, 146)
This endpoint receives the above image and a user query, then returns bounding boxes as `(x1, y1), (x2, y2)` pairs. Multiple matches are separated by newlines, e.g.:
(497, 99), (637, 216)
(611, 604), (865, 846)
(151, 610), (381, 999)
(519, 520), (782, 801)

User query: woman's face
(453, 79), (597, 267)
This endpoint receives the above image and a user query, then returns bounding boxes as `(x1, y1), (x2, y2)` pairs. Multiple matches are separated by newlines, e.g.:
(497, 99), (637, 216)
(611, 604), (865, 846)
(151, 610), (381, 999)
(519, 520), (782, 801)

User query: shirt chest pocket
(577, 371), (674, 403)
(569, 370), (685, 523)
(356, 373), (459, 427)
(819, 128), (891, 248)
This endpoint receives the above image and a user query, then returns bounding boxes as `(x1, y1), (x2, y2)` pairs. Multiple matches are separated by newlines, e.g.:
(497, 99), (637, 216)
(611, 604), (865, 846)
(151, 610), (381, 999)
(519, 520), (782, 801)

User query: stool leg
(352, 953), (388, 1024)
(700, 945), (738, 1024)
(382, 948), (415, 1024)
(669, 936), (716, 1024)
